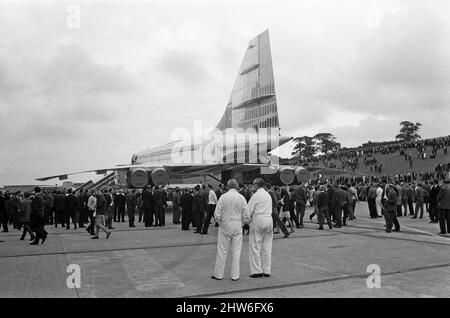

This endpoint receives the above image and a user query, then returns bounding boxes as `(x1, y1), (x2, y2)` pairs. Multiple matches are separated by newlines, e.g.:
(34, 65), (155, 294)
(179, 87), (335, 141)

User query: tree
(291, 136), (316, 161)
(314, 133), (341, 155)
(396, 121), (422, 142)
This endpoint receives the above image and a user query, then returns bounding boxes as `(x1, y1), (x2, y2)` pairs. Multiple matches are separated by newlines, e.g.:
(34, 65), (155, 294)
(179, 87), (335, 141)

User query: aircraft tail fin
(215, 30), (280, 133)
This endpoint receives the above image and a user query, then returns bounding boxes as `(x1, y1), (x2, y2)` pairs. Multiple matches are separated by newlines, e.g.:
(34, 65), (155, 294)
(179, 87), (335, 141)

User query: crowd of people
(1, 175), (450, 280)
(288, 135), (450, 175)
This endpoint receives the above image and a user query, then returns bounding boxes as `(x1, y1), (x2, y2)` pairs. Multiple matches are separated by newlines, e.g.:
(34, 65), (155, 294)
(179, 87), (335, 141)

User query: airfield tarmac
(0, 204), (449, 298)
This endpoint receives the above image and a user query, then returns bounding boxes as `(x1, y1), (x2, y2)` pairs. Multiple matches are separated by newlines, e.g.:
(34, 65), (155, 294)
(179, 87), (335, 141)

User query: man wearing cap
(437, 179), (450, 235)
(248, 178), (274, 278)
(212, 179), (250, 281)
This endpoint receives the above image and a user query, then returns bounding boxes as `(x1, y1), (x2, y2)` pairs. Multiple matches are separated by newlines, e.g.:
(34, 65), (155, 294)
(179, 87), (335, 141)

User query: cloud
(153, 50), (211, 89)
(40, 44), (137, 96)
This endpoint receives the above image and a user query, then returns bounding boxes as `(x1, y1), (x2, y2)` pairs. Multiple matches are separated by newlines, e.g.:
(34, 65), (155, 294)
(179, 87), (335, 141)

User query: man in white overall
(212, 179), (250, 281)
(248, 178), (274, 278)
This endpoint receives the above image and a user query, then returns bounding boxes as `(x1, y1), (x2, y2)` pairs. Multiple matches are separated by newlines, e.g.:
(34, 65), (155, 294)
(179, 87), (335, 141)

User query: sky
(0, 0), (449, 186)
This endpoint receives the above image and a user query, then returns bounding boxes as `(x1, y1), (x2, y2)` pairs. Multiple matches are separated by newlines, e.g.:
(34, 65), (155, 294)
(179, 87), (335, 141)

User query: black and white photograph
(0, 0), (450, 303)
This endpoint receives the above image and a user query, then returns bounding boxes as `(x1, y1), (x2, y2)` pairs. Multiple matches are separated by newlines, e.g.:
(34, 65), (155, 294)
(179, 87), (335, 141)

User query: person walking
(212, 179), (250, 281)
(30, 187), (48, 245)
(201, 185), (218, 235)
(85, 190), (97, 236)
(317, 185), (332, 230)
(293, 184), (307, 228)
(248, 178), (274, 278)
(18, 192), (35, 241)
(279, 188), (295, 233)
(105, 189), (115, 229)
(383, 184), (400, 233)
(268, 186), (289, 238)
(92, 190), (111, 240)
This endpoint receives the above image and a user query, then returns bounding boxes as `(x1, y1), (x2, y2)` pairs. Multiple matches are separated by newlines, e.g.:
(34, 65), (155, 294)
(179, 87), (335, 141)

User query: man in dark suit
(53, 191), (66, 228)
(115, 189), (126, 223)
(153, 186), (165, 226)
(293, 184), (307, 228)
(126, 189), (137, 227)
(333, 184), (345, 228)
(192, 185), (204, 233)
(172, 187), (181, 225)
(317, 185), (332, 230)
(383, 184), (400, 233)
(0, 191), (8, 232)
(327, 184), (335, 222)
(406, 184), (415, 216)
(65, 189), (78, 230)
(429, 180), (440, 223)
(142, 186), (154, 227)
(77, 189), (87, 228)
(180, 189), (194, 230)
(30, 187), (48, 245)
(437, 179), (450, 235)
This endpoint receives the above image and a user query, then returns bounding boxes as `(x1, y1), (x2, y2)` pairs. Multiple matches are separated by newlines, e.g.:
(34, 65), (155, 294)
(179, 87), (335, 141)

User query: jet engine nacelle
(295, 167), (310, 183)
(129, 168), (149, 188)
(150, 168), (170, 186)
(279, 167), (295, 185)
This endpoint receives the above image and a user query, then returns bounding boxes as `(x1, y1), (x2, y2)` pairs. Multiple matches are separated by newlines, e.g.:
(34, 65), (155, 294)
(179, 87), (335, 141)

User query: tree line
(291, 121), (422, 161)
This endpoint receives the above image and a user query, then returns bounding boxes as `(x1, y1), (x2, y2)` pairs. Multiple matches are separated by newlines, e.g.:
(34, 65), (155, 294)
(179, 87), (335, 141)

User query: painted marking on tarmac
(358, 217), (450, 242)
(115, 249), (186, 293)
